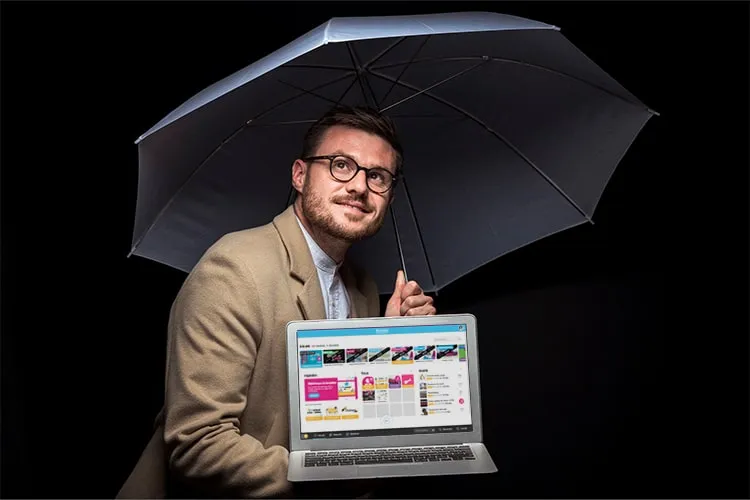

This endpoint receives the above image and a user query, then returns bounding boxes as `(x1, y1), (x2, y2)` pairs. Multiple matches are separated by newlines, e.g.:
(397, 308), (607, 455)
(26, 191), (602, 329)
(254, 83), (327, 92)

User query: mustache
(331, 195), (373, 212)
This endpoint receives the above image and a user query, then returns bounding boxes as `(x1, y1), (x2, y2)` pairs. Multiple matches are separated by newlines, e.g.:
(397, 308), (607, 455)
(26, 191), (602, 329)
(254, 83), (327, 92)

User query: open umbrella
(129, 11), (657, 294)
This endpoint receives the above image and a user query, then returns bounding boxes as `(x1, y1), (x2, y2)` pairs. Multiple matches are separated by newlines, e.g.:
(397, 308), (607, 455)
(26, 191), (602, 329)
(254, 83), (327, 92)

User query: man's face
(294, 125), (397, 243)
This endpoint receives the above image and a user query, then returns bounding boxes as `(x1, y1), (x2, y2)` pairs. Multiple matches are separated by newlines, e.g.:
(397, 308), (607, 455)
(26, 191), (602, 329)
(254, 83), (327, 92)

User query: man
(117, 105), (436, 498)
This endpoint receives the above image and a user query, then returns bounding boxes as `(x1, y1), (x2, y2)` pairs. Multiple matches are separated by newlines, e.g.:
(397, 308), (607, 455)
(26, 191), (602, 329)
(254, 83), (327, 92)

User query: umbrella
(129, 11), (657, 295)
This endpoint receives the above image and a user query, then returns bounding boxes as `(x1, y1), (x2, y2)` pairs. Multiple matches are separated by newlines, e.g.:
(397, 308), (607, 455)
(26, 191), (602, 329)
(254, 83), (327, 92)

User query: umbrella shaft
(389, 205), (408, 282)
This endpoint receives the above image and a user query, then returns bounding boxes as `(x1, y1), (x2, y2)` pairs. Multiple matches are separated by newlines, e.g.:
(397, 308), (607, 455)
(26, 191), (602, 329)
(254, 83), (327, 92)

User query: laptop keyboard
(304, 444), (476, 467)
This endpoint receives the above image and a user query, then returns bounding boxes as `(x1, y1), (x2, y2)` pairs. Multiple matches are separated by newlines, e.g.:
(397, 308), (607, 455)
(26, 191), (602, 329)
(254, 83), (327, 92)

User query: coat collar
(272, 205), (369, 320)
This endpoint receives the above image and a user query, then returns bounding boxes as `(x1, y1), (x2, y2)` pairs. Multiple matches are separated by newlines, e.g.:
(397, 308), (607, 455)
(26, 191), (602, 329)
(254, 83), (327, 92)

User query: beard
(300, 180), (386, 243)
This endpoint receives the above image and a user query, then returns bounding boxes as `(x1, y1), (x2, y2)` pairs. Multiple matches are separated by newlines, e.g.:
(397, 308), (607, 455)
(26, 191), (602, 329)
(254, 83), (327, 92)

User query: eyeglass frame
(301, 154), (399, 194)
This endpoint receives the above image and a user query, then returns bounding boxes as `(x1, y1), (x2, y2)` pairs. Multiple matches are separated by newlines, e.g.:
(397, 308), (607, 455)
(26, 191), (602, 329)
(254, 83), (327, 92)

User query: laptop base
(288, 443), (497, 482)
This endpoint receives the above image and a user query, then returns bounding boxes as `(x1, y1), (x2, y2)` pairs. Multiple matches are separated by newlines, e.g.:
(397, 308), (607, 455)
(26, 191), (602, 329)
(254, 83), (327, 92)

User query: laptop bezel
(286, 313), (484, 452)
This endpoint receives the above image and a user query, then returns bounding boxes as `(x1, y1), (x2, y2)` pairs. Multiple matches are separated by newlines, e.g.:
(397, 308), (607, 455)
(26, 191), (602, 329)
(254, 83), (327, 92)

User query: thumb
(394, 270), (406, 293)
(389, 270), (406, 301)
(385, 270), (406, 316)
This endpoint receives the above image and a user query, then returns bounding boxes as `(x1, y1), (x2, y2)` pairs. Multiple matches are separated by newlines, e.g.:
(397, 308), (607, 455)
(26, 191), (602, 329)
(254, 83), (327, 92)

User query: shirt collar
(295, 215), (341, 275)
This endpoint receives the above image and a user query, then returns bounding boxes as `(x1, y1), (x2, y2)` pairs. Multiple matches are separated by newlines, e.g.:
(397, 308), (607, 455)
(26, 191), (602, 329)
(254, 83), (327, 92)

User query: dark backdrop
(2, 1), (747, 498)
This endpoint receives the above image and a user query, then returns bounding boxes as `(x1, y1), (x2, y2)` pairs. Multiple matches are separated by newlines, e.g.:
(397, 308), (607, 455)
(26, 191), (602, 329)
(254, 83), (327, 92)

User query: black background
(2, 1), (748, 498)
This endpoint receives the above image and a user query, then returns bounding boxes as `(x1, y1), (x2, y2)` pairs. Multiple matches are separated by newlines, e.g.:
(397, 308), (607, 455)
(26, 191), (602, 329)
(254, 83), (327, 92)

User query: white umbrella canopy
(129, 11), (656, 294)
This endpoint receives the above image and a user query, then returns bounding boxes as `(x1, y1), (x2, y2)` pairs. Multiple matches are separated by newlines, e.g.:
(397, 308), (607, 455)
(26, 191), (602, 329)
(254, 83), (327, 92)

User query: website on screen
(296, 324), (473, 440)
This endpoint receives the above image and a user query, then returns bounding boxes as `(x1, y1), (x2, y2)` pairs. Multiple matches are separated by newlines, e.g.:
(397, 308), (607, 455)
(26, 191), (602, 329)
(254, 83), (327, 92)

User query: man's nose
(345, 169), (369, 194)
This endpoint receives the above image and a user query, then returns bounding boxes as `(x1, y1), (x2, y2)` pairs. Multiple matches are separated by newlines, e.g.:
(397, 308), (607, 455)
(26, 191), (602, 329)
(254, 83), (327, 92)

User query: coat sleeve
(163, 242), (293, 498)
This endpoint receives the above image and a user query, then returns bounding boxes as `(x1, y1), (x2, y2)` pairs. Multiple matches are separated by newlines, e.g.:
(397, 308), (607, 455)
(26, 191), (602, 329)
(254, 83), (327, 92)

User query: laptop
(285, 313), (498, 481)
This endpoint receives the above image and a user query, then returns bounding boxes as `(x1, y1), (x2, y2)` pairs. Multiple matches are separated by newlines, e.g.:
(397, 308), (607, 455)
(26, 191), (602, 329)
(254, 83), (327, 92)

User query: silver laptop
(285, 313), (497, 481)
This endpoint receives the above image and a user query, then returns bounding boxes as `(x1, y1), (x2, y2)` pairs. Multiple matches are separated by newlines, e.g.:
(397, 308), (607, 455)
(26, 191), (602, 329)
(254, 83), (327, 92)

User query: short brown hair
(301, 105), (404, 176)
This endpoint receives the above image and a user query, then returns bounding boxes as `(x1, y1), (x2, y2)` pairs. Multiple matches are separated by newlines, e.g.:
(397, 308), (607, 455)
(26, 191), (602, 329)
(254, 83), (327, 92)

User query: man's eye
(333, 161), (350, 170)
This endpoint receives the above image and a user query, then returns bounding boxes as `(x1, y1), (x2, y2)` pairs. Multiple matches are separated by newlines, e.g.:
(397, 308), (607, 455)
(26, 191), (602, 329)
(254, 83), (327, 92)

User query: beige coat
(117, 206), (381, 498)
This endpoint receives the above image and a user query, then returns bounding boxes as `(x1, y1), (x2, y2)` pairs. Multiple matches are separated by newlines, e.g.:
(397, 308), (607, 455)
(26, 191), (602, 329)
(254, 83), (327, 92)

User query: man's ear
(291, 159), (307, 194)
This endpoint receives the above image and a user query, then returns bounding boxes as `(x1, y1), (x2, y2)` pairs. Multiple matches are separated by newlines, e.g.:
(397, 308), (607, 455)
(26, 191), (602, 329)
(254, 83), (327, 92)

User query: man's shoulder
(217, 223), (278, 251)
(198, 221), (284, 271)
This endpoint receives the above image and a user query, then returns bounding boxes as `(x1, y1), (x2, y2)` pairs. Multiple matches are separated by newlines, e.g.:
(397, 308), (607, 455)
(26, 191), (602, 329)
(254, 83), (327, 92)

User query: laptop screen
(295, 323), (473, 440)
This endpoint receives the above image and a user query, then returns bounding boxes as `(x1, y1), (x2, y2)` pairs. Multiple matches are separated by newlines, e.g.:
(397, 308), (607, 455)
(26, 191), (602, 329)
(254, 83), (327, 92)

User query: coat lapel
(273, 205), (372, 320)
(296, 276), (326, 321)
(273, 206), (326, 320)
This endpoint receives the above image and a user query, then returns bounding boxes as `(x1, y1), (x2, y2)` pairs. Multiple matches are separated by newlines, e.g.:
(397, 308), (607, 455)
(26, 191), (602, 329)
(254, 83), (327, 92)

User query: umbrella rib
(372, 56), (658, 116)
(346, 42), (379, 109)
(362, 36), (407, 69)
(401, 175), (438, 294)
(248, 72), (355, 125)
(129, 71), (357, 256)
(378, 35), (432, 109)
(367, 68), (593, 223)
(346, 42), (370, 107)
(362, 73), (380, 111)
(282, 63), (356, 71)
(334, 75), (361, 107)
(378, 60), (487, 113)
(277, 78), (347, 106)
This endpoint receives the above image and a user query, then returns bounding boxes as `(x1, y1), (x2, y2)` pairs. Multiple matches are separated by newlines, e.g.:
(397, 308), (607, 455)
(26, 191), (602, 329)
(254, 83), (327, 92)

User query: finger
(401, 294), (433, 310)
(405, 304), (437, 316)
(400, 295), (433, 316)
(400, 280), (423, 300)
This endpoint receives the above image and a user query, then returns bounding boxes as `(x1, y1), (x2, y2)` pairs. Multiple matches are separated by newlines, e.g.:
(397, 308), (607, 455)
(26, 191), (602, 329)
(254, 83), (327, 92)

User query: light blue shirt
(296, 216), (351, 319)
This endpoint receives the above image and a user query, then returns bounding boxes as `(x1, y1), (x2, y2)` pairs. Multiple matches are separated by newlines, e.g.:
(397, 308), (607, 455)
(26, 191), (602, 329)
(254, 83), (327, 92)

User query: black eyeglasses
(303, 154), (398, 194)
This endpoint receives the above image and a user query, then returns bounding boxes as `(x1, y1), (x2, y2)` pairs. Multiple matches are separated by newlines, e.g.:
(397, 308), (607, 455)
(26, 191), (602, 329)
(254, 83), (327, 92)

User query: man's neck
(293, 202), (350, 264)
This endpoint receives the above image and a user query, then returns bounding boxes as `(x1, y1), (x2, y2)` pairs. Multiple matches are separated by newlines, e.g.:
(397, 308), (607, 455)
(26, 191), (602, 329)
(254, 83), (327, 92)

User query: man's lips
(336, 201), (370, 213)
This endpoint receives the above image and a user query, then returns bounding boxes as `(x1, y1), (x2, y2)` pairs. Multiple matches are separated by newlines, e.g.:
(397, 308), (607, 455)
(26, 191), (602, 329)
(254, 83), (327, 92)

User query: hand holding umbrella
(385, 269), (436, 317)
